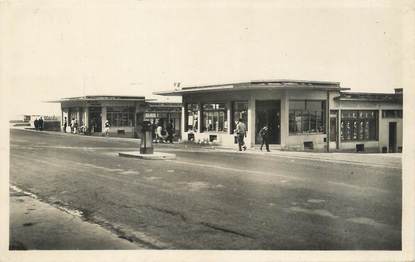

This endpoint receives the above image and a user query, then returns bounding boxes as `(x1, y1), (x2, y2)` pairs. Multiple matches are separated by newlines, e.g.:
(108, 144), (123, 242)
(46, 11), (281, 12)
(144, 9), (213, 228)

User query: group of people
(234, 119), (271, 152)
(63, 117), (89, 135)
(33, 117), (44, 131)
(154, 119), (175, 143)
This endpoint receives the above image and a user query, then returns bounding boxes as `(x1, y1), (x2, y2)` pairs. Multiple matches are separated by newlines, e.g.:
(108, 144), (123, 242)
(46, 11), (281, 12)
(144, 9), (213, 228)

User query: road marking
(307, 199), (326, 204)
(170, 148), (401, 170)
(328, 181), (389, 194)
(287, 206), (339, 219)
(169, 160), (304, 181)
(346, 217), (385, 227)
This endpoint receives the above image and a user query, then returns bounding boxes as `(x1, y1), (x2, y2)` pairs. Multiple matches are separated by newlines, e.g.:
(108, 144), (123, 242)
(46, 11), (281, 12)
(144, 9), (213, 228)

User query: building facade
(53, 96), (182, 139)
(155, 80), (403, 153)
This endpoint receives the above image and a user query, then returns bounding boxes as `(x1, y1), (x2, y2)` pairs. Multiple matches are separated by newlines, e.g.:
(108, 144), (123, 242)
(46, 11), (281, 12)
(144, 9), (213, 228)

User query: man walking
(259, 124), (271, 152)
(104, 120), (110, 136)
(235, 118), (247, 151)
(63, 117), (67, 133)
(166, 119), (174, 143)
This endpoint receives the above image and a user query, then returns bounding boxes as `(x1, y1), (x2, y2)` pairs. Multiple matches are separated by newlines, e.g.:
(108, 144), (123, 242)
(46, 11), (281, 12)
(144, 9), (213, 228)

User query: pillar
(227, 101), (232, 134)
(84, 107), (89, 127)
(337, 109), (341, 150)
(326, 91), (330, 152)
(197, 103), (202, 132)
(280, 90), (289, 148)
(101, 106), (107, 134)
(247, 96), (255, 147)
(181, 103), (186, 140)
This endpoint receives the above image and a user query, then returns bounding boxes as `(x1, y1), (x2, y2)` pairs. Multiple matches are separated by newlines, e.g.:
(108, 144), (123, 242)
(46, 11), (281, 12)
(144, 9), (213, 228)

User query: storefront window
(340, 110), (378, 141)
(107, 107), (134, 127)
(202, 103), (227, 132)
(382, 110), (402, 118)
(232, 101), (248, 133)
(289, 100), (325, 134)
(186, 104), (199, 132)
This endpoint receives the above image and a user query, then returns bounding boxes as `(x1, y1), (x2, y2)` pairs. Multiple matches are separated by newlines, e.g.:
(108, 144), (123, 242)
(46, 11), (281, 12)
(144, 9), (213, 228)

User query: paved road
(9, 129), (402, 250)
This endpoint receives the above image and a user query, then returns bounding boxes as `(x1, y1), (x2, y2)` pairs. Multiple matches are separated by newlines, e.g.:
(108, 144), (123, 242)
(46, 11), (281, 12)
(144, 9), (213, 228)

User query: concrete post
(326, 91), (330, 152)
(84, 107), (89, 127)
(101, 106), (107, 134)
(280, 90), (289, 148)
(197, 103), (202, 132)
(247, 96), (256, 147)
(181, 103), (186, 140)
(337, 109), (341, 150)
(227, 101), (232, 134)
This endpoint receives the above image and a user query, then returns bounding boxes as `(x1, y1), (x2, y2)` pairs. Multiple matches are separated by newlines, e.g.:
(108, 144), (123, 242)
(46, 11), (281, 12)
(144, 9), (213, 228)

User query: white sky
(1, 0), (405, 118)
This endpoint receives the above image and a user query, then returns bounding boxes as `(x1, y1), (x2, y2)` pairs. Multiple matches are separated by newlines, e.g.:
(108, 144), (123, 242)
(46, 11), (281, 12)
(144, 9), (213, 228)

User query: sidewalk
(9, 186), (140, 250)
(12, 127), (402, 169)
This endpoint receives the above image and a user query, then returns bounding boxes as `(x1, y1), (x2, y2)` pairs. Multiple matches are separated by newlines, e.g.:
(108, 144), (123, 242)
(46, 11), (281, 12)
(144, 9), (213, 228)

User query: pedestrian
(155, 120), (167, 143)
(259, 124), (271, 152)
(70, 118), (75, 133)
(73, 119), (78, 134)
(235, 118), (247, 151)
(166, 119), (174, 143)
(38, 117), (44, 131)
(63, 117), (67, 133)
(104, 120), (110, 136)
(34, 118), (39, 130)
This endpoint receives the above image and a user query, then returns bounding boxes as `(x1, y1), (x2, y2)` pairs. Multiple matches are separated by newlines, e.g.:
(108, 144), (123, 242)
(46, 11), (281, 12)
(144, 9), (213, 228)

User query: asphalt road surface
(9, 129), (402, 250)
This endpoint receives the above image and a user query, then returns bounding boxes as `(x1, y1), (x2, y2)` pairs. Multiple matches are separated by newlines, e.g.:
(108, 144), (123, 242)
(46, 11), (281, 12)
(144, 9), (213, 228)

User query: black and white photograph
(1, 0), (414, 261)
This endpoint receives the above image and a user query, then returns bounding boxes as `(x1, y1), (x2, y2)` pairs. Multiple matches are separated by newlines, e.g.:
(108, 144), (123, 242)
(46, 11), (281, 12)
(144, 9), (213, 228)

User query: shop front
(155, 80), (403, 152)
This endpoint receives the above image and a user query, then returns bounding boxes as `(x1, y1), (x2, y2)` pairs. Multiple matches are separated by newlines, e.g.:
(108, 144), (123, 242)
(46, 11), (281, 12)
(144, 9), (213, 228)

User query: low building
(51, 96), (182, 139)
(155, 80), (403, 153)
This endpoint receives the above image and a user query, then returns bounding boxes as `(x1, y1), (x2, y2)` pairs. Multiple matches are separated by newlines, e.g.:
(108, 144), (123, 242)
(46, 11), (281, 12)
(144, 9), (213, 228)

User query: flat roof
(154, 79), (348, 96)
(48, 95), (146, 103)
(335, 92), (403, 102)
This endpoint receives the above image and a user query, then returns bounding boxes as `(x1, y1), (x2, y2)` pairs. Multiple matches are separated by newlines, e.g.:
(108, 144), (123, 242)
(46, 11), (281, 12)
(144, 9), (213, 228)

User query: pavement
(9, 128), (403, 250)
(10, 186), (141, 250)
(13, 127), (402, 168)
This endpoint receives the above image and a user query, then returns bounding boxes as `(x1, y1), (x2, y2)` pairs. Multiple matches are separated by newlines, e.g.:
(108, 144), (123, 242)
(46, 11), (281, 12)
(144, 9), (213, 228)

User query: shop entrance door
(89, 107), (102, 133)
(255, 100), (280, 144)
(388, 122), (397, 153)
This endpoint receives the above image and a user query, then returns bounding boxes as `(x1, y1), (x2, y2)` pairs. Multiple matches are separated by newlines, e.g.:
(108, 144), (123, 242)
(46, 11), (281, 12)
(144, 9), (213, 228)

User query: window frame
(289, 100), (326, 135)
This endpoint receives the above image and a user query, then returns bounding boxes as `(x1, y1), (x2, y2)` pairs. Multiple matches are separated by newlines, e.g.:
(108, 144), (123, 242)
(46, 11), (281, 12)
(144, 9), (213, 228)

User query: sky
(1, 0), (405, 119)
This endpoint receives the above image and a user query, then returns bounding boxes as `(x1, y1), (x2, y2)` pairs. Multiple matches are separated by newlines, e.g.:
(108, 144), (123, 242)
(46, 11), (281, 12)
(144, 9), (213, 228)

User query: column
(181, 102), (186, 141)
(247, 96), (255, 147)
(61, 107), (69, 132)
(84, 107), (89, 128)
(337, 109), (342, 150)
(280, 90), (289, 148)
(227, 101), (232, 134)
(197, 103), (202, 132)
(101, 106), (107, 134)
(76, 107), (81, 122)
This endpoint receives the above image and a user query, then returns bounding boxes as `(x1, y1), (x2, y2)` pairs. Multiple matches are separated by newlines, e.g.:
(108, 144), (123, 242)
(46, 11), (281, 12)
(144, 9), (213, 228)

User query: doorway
(88, 107), (102, 133)
(388, 122), (397, 153)
(255, 100), (280, 144)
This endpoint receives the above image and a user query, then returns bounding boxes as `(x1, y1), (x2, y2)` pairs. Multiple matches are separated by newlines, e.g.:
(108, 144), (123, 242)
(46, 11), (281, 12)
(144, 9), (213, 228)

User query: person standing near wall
(259, 124), (270, 152)
(38, 117), (44, 131)
(63, 117), (67, 133)
(166, 119), (174, 143)
(104, 120), (110, 136)
(235, 118), (247, 151)
(34, 118), (39, 130)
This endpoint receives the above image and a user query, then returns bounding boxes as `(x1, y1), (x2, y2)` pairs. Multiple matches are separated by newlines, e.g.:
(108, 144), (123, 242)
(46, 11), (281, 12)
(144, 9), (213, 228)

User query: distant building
(155, 80), (403, 153)
(51, 96), (182, 139)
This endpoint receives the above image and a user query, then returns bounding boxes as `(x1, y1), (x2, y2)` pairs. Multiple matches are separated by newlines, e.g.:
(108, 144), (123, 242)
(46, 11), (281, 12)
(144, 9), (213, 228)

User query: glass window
(232, 101), (248, 133)
(107, 107), (134, 127)
(340, 110), (378, 141)
(289, 100), (326, 134)
(382, 110), (402, 118)
(202, 103), (228, 132)
(186, 104), (199, 132)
